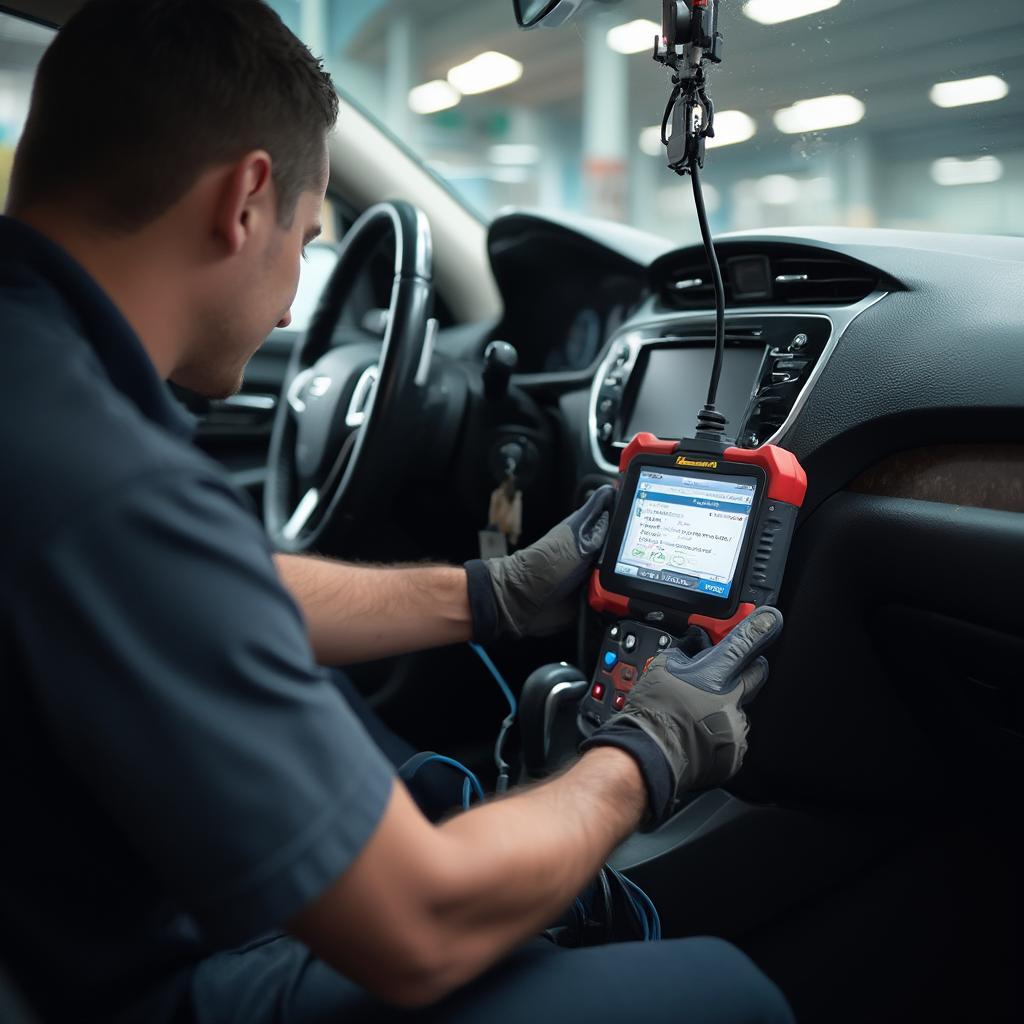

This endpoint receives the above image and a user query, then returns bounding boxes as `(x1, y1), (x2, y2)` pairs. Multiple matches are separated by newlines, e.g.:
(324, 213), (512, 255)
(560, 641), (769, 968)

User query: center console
(590, 313), (833, 471)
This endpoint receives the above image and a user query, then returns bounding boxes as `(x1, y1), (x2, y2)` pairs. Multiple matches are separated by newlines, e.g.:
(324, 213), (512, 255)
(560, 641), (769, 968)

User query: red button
(591, 682), (606, 702)
(612, 692), (626, 712)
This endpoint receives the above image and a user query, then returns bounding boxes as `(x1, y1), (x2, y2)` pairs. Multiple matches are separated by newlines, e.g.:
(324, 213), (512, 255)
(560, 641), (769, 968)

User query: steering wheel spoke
(344, 364), (378, 428)
(264, 201), (435, 553)
(281, 487), (320, 541)
(286, 367), (317, 415)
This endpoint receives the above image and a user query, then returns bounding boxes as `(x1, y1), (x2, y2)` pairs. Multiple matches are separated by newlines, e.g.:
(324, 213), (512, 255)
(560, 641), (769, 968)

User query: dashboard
(486, 215), (650, 374)
(478, 210), (1024, 819)
(485, 211), (1024, 515)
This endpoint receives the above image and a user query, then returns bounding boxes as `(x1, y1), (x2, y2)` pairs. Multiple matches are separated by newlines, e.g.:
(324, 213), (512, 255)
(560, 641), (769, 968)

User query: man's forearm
(291, 747), (647, 1007)
(274, 554), (473, 664)
(430, 746), (647, 976)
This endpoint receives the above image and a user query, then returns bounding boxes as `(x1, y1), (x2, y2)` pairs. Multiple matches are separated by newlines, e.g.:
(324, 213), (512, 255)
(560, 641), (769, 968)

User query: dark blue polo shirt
(0, 216), (395, 1022)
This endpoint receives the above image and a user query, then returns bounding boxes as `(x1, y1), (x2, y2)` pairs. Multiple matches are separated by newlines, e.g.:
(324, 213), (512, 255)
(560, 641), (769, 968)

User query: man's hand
(582, 607), (783, 825)
(466, 485), (614, 641)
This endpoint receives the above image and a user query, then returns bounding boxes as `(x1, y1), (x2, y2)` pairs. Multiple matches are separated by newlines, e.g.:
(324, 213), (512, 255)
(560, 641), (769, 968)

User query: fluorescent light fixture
(488, 143), (541, 165)
(743, 0), (840, 25)
(756, 174), (801, 204)
(773, 93), (864, 133)
(639, 125), (663, 157)
(607, 19), (660, 55)
(929, 75), (1008, 108)
(931, 155), (1003, 186)
(408, 80), (461, 115)
(705, 110), (757, 148)
(447, 51), (522, 95)
(639, 110), (755, 156)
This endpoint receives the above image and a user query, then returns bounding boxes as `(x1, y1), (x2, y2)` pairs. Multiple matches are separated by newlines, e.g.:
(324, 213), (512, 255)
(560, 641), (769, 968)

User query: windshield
(2, 4), (1019, 243)
(267, 0), (1022, 242)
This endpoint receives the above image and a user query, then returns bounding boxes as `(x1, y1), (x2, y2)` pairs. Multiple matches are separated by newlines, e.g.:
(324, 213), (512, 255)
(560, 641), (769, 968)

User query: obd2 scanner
(579, 434), (806, 734)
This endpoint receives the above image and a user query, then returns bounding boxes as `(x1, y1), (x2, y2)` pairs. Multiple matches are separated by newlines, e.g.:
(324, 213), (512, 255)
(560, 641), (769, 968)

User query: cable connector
(695, 403), (727, 441)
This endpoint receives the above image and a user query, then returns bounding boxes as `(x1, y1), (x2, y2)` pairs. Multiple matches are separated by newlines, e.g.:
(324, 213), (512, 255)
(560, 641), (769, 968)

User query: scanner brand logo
(675, 456), (718, 469)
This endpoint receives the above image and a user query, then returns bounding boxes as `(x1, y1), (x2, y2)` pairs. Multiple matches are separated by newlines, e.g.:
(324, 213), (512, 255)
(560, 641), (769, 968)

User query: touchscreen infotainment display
(613, 467), (757, 599)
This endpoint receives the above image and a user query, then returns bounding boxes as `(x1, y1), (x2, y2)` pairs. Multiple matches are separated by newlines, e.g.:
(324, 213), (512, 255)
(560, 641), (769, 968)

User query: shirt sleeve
(14, 469), (395, 945)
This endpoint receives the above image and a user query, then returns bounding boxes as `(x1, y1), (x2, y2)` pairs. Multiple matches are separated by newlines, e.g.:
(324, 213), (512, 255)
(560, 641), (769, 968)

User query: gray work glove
(581, 606), (783, 827)
(465, 485), (614, 641)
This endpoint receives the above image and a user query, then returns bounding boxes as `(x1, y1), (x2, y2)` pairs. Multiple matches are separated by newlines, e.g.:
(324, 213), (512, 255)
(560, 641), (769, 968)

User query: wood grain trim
(849, 445), (1024, 513)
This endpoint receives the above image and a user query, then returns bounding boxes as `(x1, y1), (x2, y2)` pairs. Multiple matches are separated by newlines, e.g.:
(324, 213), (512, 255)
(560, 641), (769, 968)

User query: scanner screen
(613, 467), (757, 600)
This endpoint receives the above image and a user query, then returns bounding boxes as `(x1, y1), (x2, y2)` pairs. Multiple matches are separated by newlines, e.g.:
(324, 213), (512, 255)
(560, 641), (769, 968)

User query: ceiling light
(755, 174), (801, 204)
(408, 80), (461, 115)
(743, 0), (840, 25)
(447, 51), (523, 96)
(639, 110), (756, 156)
(488, 143), (541, 165)
(929, 75), (1008, 108)
(606, 19), (660, 55)
(931, 156), (1003, 186)
(773, 93), (864, 133)
(705, 110), (757, 148)
(638, 125), (663, 157)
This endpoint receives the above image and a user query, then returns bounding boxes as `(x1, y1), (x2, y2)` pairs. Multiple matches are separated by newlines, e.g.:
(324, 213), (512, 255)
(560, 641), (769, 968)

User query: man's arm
(274, 487), (615, 665)
(288, 746), (645, 1008)
(274, 554), (472, 664)
(288, 607), (784, 1008)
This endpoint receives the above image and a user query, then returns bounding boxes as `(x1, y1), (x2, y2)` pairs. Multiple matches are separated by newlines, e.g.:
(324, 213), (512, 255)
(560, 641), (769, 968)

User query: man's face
(174, 160), (328, 399)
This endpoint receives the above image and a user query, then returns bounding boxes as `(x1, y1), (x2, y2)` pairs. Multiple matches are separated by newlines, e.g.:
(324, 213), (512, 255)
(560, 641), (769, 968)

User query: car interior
(2, 0), (1023, 1020)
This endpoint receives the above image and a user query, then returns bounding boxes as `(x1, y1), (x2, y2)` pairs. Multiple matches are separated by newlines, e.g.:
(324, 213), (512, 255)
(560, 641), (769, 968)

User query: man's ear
(212, 150), (274, 256)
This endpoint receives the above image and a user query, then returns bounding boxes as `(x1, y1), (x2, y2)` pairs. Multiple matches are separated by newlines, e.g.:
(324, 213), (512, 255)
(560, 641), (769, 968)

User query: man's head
(9, 0), (338, 397)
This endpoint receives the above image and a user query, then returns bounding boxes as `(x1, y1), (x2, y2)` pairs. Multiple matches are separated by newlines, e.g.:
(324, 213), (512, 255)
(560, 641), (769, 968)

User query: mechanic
(0, 2), (794, 1022)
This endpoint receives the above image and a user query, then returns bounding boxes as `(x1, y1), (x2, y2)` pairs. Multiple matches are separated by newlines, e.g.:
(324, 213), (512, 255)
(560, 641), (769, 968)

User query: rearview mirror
(513, 0), (621, 30)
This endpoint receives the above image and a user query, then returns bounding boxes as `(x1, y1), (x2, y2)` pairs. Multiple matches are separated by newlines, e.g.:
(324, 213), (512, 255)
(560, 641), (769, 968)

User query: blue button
(603, 651), (618, 669)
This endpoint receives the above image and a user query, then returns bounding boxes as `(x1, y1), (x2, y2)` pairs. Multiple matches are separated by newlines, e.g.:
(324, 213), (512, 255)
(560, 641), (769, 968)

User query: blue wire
(467, 644), (660, 942)
(469, 642), (517, 717)
(609, 866), (662, 942)
(468, 645), (660, 941)
(407, 753), (485, 808)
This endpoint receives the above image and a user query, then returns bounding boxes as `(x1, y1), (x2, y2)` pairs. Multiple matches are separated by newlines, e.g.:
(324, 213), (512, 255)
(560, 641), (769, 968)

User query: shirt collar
(0, 215), (195, 439)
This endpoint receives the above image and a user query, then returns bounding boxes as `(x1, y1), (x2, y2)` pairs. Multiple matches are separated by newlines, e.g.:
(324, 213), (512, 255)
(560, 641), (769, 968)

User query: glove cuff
(579, 721), (675, 830)
(464, 559), (500, 644)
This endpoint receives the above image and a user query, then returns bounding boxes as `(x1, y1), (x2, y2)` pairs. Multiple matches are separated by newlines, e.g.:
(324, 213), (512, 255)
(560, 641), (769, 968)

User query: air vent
(663, 266), (724, 308)
(770, 255), (877, 305)
(660, 324), (765, 343)
(658, 244), (882, 310)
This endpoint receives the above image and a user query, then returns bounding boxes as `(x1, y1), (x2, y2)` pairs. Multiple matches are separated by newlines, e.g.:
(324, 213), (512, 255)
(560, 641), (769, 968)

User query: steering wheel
(264, 200), (436, 553)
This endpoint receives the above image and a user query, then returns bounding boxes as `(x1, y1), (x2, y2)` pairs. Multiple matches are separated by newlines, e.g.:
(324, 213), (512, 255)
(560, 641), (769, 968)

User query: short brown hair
(9, 0), (339, 228)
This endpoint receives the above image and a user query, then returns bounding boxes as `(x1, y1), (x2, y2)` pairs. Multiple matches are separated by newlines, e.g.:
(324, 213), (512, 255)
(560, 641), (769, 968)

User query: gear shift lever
(518, 663), (588, 778)
(482, 340), (518, 402)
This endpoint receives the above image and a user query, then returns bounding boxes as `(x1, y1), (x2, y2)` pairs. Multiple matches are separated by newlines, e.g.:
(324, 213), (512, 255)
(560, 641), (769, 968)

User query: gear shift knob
(483, 340), (518, 402)
(518, 663), (588, 779)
